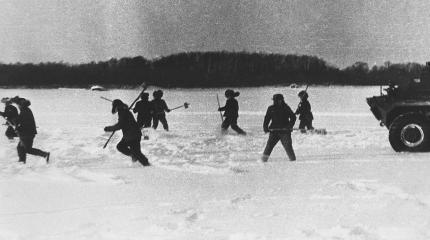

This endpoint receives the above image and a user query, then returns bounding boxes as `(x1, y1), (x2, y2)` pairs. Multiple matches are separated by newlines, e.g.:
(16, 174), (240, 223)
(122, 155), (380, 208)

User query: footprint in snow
(231, 194), (252, 204)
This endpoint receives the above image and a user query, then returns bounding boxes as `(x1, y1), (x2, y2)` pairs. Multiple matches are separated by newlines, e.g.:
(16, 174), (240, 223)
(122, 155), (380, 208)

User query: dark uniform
(218, 89), (246, 135)
(104, 99), (150, 166)
(295, 91), (314, 130)
(0, 104), (18, 139)
(262, 94), (296, 162)
(133, 93), (153, 129)
(151, 90), (170, 131)
(13, 98), (49, 163)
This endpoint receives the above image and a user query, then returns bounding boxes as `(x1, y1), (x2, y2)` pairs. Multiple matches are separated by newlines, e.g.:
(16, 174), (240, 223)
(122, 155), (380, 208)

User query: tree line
(0, 51), (425, 88)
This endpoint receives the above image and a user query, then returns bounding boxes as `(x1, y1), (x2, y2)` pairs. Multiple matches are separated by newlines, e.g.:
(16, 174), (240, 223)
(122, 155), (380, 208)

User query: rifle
(268, 128), (327, 135)
(100, 96), (113, 102)
(103, 83), (147, 149)
(216, 94), (224, 122)
(169, 102), (190, 111)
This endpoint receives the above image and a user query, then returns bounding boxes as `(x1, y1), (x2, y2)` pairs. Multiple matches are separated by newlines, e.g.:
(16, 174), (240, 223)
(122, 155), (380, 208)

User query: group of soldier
(133, 90), (171, 131)
(1, 89), (314, 166)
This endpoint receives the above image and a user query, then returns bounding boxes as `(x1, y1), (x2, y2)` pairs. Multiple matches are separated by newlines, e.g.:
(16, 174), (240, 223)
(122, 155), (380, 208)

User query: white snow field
(1, 86), (430, 240)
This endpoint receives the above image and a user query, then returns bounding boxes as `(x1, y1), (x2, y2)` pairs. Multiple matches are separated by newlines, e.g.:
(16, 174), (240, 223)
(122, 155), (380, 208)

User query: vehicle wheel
(389, 113), (430, 152)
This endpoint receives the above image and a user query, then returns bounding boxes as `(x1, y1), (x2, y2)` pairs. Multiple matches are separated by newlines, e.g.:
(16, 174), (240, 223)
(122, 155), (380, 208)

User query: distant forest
(0, 51), (426, 88)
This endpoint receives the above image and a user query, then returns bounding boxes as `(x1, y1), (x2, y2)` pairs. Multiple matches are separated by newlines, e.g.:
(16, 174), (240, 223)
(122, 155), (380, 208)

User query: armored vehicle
(367, 64), (430, 151)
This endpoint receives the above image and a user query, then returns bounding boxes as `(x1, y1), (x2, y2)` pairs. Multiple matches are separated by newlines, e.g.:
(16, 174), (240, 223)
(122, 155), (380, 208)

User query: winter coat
(133, 100), (153, 118)
(1, 105), (18, 122)
(151, 99), (169, 116)
(263, 103), (296, 132)
(105, 107), (141, 141)
(16, 107), (37, 136)
(295, 99), (313, 121)
(219, 98), (239, 119)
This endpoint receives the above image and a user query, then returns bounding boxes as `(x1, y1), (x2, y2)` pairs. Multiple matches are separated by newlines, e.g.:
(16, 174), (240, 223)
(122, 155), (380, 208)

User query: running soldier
(218, 89), (246, 135)
(10, 97), (50, 164)
(104, 99), (150, 166)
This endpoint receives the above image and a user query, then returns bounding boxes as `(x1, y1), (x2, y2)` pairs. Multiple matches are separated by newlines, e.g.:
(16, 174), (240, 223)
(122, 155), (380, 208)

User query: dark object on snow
(272, 94), (284, 102)
(106, 100), (140, 141)
(367, 66), (430, 152)
(17, 136), (50, 164)
(264, 94), (296, 133)
(292, 127), (327, 135)
(103, 82), (148, 149)
(262, 132), (296, 162)
(216, 94), (224, 122)
(111, 99), (128, 114)
(218, 90), (245, 135)
(295, 91), (314, 130)
(15, 103), (37, 137)
(14, 99), (49, 164)
(219, 91), (240, 118)
(262, 94), (296, 162)
(169, 102), (190, 111)
(133, 93), (153, 129)
(1, 103), (18, 139)
(225, 89), (240, 98)
(298, 90), (308, 99)
(151, 90), (170, 131)
(152, 112), (168, 131)
(153, 90), (164, 99)
(104, 99), (150, 166)
(9, 96), (31, 108)
(5, 126), (17, 139)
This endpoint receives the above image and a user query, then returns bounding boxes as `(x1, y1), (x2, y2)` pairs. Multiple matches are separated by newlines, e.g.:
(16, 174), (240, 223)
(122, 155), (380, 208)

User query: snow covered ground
(1, 86), (430, 240)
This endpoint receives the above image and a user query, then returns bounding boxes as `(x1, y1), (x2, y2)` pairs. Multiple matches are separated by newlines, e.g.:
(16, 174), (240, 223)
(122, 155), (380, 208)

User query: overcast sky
(0, 0), (429, 67)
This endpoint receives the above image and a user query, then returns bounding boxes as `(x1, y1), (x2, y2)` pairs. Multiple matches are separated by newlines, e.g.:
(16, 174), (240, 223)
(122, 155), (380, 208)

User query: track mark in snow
(231, 194), (252, 204)
(302, 225), (378, 240)
(1, 165), (127, 185)
(229, 166), (248, 174)
(228, 232), (261, 240)
(330, 180), (429, 207)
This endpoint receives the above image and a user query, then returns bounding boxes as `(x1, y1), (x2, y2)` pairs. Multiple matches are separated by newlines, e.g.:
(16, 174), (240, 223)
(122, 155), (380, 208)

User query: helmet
(225, 89), (240, 98)
(111, 99), (125, 113)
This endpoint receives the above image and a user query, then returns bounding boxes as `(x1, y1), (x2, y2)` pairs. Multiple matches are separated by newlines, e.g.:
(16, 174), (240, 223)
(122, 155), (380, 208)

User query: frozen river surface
(0, 86), (390, 171)
(1, 86), (430, 240)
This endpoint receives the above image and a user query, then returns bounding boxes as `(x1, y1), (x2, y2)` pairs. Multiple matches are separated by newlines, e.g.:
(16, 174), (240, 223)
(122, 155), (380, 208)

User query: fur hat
(298, 90), (308, 99)
(153, 90), (163, 99)
(111, 99), (126, 113)
(225, 89), (240, 98)
(141, 92), (149, 100)
(11, 97), (31, 107)
(272, 94), (284, 102)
